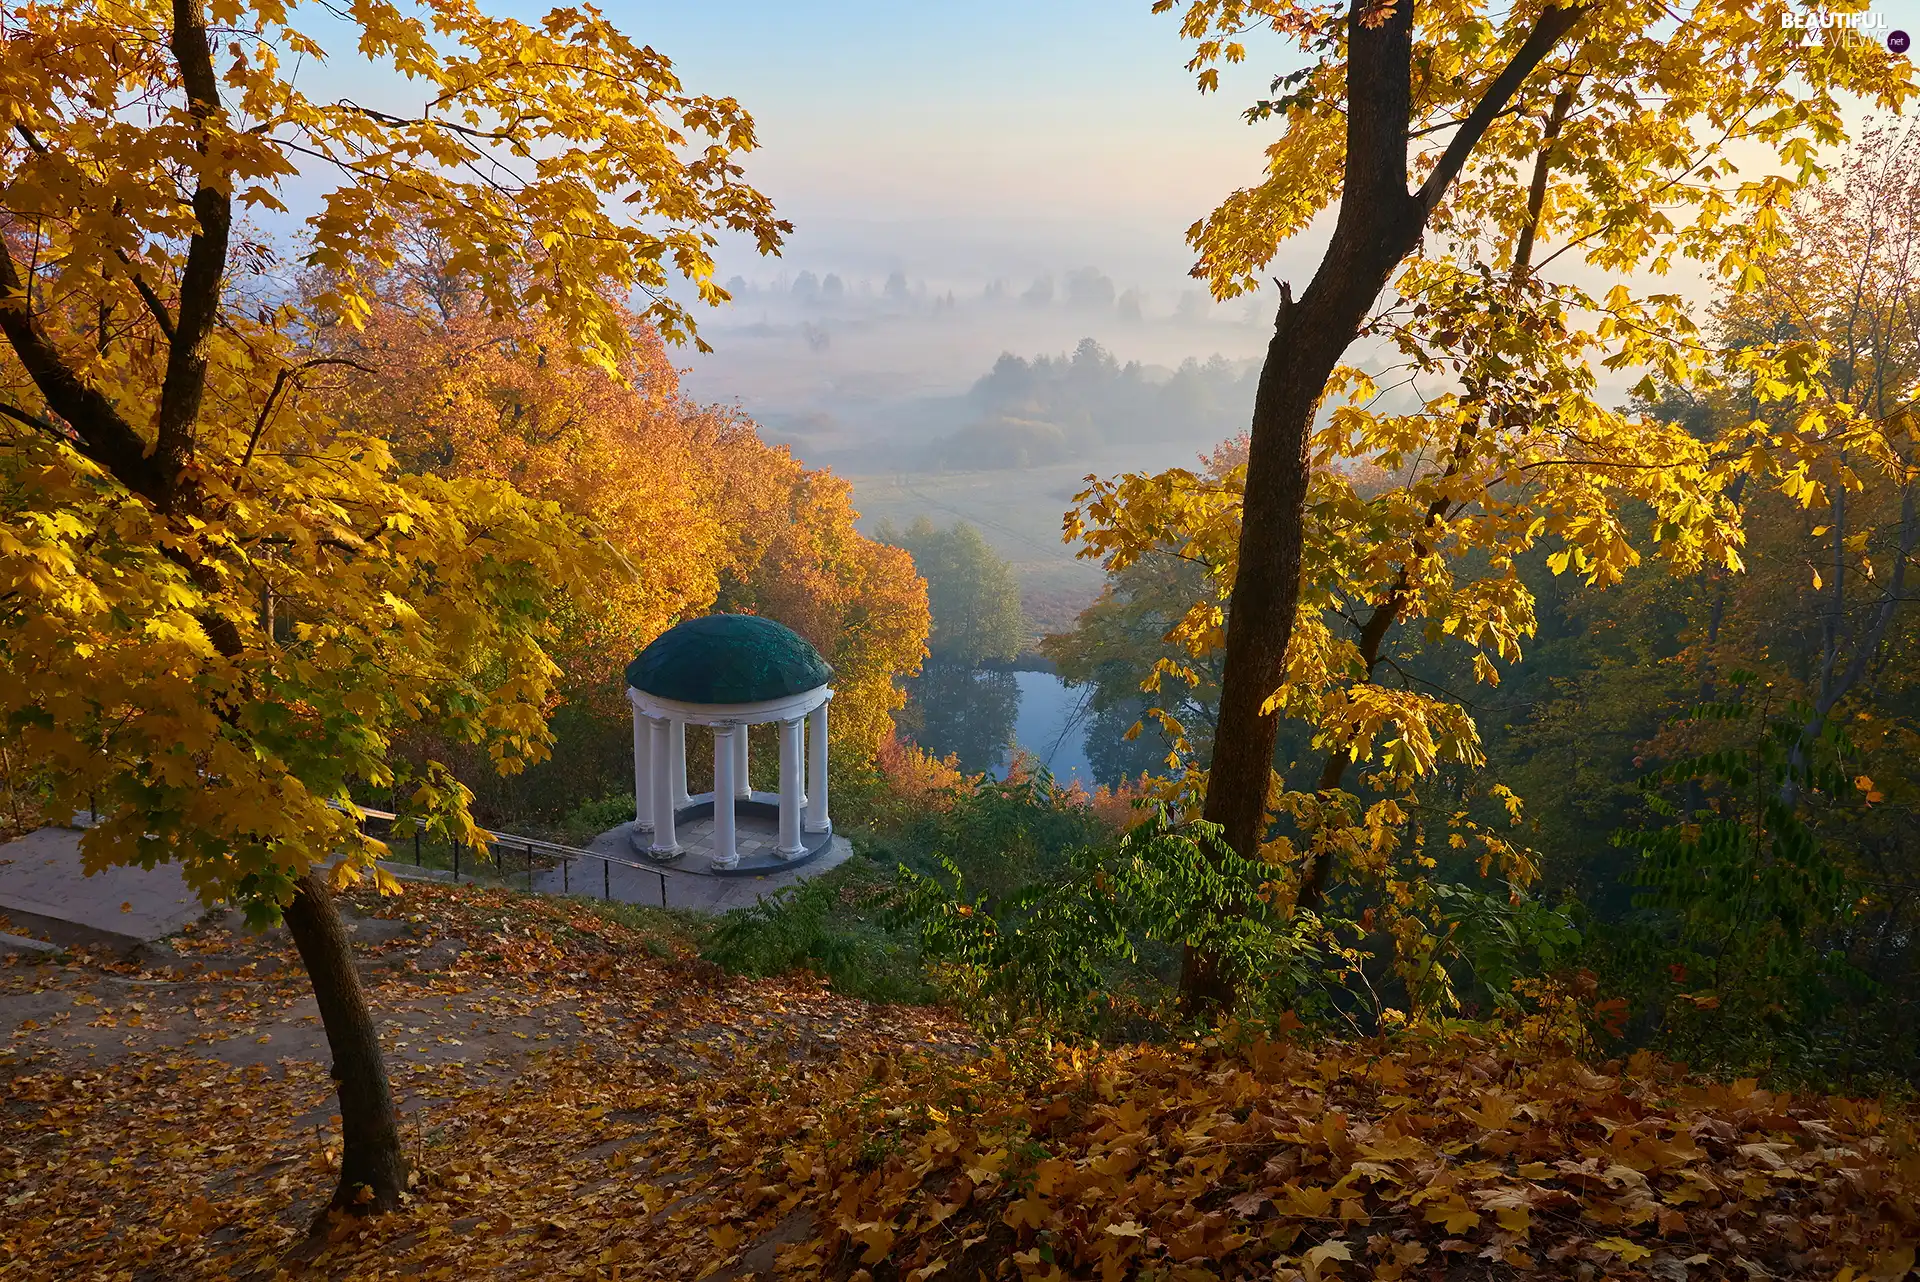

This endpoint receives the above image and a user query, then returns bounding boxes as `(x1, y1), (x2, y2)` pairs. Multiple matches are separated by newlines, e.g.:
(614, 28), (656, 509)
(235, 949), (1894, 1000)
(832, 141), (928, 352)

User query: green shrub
(559, 793), (636, 846)
(889, 811), (1328, 1036)
(1607, 683), (1882, 1084)
(702, 862), (932, 1006)
(857, 773), (1111, 899)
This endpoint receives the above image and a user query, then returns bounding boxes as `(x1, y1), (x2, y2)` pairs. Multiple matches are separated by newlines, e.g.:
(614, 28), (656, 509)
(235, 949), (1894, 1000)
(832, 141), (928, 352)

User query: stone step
(0, 931), (61, 959)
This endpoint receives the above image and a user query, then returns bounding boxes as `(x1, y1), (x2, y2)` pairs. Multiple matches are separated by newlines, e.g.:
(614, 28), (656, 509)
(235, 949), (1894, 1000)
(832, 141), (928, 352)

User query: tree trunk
(1184, 0), (1424, 1016)
(281, 868), (408, 1214)
(1183, 280), (1421, 1010)
(1181, 0), (1591, 1015)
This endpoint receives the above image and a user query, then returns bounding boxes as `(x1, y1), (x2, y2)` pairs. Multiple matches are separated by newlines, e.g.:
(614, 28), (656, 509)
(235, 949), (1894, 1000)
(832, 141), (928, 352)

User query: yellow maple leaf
(853, 1222), (896, 1264)
(1307, 1240), (1353, 1265)
(1003, 1196), (1049, 1231)
(1597, 1236), (1652, 1263)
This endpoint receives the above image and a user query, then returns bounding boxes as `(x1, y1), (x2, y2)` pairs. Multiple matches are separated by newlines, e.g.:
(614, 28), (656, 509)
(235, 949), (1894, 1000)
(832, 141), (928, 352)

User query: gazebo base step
(626, 796), (836, 876)
(703, 832), (836, 877)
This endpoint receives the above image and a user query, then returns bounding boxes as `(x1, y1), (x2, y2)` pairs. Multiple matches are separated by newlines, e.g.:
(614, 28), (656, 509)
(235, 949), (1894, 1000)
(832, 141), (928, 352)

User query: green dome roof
(625, 614), (832, 704)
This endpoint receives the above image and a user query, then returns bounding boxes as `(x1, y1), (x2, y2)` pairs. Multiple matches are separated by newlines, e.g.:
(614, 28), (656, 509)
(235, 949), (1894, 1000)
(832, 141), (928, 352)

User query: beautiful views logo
(1778, 7), (1906, 51)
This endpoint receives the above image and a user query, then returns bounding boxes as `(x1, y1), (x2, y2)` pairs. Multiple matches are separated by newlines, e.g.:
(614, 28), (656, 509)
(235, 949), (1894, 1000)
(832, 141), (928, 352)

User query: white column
(805, 698), (831, 834)
(631, 696), (653, 833)
(711, 723), (739, 869)
(669, 718), (691, 809)
(776, 716), (805, 857)
(648, 716), (678, 855)
(734, 722), (752, 799)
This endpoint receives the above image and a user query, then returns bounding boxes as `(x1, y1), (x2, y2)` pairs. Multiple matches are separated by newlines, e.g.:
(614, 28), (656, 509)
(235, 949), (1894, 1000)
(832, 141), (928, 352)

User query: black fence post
(453, 841), (460, 882)
(526, 842), (534, 891)
(562, 855), (569, 894)
(602, 860), (610, 901)
(659, 872), (667, 908)
(414, 828), (422, 867)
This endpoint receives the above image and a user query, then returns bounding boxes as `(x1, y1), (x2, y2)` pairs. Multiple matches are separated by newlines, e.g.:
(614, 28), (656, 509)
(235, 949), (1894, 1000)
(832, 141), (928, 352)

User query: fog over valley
(677, 235), (1292, 622)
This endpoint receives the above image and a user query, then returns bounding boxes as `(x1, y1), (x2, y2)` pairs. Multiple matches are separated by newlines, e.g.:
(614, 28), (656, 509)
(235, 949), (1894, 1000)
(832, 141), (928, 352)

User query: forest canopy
(922, 339), (1260, 470)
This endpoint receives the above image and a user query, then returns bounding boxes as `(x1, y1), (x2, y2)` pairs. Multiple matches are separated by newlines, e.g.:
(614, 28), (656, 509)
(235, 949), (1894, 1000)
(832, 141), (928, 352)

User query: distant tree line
(722, 267), (1200, 326)
(923, 338), (1258, 470)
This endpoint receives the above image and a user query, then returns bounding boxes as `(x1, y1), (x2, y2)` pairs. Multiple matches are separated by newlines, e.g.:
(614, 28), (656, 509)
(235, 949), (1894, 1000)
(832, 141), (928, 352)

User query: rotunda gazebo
(624, 615), (835, 873)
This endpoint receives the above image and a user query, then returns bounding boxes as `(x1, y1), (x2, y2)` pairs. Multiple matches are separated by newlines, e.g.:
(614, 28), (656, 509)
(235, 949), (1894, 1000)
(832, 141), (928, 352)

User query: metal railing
(353, 806), (671, 908)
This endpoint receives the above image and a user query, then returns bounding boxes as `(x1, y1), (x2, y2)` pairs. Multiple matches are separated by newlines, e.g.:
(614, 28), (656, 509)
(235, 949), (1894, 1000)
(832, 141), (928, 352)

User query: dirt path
(1, 882), (968, 1279)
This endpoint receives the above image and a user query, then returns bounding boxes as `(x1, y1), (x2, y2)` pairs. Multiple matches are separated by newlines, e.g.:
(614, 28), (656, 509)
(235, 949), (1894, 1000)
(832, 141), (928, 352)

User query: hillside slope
(2, 882), (1914, 1280)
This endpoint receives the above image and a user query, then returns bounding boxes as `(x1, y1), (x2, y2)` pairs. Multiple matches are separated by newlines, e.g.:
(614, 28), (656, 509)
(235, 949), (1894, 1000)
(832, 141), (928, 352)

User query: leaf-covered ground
(2, 882), (1916, 1280)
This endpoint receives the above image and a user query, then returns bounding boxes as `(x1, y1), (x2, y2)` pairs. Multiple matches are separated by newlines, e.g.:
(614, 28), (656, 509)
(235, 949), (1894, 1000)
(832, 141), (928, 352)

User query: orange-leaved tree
(1154, 0), (1913, 1011)
(0, 0), (783, 1212)
(311, 249), (929, 776)
(713, 455), (930, 756)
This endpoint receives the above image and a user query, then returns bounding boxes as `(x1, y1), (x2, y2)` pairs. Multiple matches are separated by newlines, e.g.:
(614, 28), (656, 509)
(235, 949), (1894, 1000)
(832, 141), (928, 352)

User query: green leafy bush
(558, 793), (636, 846)
(702, 863), (932, 1006)
(888, 812), (1327, 1035)
(1424, 881), (1584, 1014)
(1609, 682), (1878, 1082)
(859, 773), (1113, 898)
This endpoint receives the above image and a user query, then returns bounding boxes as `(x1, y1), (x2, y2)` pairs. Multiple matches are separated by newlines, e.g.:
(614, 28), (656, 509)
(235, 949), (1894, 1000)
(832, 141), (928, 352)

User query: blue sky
(621, 0), (1269, 225)
(289, 1), (1920, 297)
(305, 0), (1306, 289)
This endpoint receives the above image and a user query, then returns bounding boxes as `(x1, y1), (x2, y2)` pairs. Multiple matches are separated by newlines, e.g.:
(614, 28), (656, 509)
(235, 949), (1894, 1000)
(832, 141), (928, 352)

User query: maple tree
(709, 453), (929, 758)
(0, 0), (784, 1212)
(1056, 113), (1920, 1048)
(1066, 267), (1732, 1022)
(313, 257), (731, 711)
(1139, 0), (1914, 1010)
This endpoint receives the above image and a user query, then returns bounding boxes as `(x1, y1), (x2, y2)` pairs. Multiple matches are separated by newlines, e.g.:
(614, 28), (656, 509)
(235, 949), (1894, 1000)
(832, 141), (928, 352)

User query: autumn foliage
(6, 0), (1920, 1267)
(314, 262), (930, 759)
(788, 1035), (1920, 1281)
(8, 880), (1917, 1279)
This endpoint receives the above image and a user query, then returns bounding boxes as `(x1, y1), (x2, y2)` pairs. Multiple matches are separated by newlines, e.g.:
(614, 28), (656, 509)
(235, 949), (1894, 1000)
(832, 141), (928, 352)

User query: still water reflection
(898, 663), (1095, 786)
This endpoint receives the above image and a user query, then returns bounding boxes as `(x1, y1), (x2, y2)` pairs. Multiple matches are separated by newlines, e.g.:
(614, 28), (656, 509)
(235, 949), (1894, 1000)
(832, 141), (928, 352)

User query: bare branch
(0, 400), (76, 444)
(1511, 83), (1578, 284)
(241, 356), (376, 469)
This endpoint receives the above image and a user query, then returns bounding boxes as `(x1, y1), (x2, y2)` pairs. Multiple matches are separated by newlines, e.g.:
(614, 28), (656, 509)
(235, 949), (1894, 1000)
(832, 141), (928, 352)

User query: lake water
(1006, 670), (1096, 786)
(899, 665), (1097, 788)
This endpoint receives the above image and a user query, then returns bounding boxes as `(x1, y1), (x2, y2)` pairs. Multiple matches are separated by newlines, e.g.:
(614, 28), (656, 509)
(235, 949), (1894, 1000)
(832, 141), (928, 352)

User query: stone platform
(633, 793), (837, 875)
(0, 824), (205, 948)
(528, 814), (851, 915)
(657, 807), (792, 870)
